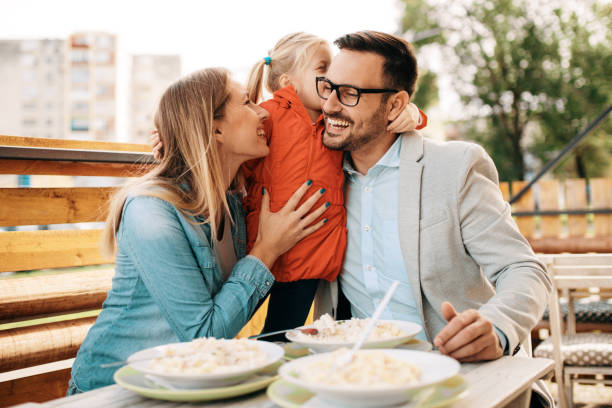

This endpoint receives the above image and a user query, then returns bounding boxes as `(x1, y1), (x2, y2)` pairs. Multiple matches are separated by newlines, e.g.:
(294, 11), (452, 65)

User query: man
(313, 31), (552, 406)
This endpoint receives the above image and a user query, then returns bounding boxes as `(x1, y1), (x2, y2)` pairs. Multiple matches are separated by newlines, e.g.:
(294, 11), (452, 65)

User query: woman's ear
(279, 73), (292, 89)
(213, 120), (224, 143)
(387, 90), (410, 122)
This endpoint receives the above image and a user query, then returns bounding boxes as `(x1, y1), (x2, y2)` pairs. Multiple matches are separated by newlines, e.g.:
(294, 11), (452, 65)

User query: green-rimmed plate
(282, 338), (432, 360)
(114, 365), (277, 402)
(266, 374), (468, 408)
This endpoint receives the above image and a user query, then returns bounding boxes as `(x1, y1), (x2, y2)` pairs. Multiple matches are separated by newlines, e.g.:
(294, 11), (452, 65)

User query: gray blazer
(314, 130), (551, 353)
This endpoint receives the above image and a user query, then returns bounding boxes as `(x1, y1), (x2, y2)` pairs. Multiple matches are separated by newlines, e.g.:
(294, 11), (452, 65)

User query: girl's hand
(387, 102), (422, 133)
(250, 181), (329, 268)
(150, 129), (163, 161)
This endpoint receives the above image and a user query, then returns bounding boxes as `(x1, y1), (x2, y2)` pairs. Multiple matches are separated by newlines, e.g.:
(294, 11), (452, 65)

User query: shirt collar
(343, 135), (402, 177)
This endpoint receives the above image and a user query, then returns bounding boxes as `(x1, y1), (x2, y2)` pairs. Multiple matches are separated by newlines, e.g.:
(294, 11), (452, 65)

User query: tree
(400, 0), (612, 181)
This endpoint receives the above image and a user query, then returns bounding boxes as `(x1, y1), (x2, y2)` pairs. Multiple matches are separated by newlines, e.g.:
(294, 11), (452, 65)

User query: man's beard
(322, 102), (388, 152)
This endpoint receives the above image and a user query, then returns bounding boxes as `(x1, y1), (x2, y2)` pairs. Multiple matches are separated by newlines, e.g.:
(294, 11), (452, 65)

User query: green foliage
(412, 69), (439, 110)
(400, 0), (612, 181)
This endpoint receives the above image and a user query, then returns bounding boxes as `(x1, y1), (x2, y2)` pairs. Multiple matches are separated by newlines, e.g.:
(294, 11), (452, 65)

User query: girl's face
(215, 80), (270, 165)
(290, 44), (332, 122)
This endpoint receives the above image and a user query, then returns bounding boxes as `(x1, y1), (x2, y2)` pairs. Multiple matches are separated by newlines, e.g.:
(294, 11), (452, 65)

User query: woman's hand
(249, 181), (329, 269)
(387, 102), (421, 133)
(150, 129), (163, 161)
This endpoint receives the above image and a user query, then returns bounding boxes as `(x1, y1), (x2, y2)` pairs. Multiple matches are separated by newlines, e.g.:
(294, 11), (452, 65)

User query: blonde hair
(247, 32), (329, 103)
(102, 68), (235, 257)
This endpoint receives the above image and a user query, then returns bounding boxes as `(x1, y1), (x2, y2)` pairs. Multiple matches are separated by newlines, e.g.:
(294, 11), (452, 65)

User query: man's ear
(387, 90), (410, 122)
(279, 73), (292, 89)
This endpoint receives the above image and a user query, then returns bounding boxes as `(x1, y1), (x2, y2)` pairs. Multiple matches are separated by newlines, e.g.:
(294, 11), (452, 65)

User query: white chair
(534, 254), (612, 408)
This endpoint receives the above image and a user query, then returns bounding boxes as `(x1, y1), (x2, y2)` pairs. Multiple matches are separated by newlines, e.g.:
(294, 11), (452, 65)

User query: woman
(67, 68), (329, 393)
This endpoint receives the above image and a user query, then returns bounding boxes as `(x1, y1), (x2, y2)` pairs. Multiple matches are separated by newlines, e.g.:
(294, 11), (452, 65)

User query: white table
(14, 356), (554, 408)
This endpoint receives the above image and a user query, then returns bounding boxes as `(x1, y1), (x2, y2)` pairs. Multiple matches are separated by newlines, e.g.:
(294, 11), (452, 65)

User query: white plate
(279, 349), (460, 407)
(285, 320), (422, 353)
(127, 340), (284, 389)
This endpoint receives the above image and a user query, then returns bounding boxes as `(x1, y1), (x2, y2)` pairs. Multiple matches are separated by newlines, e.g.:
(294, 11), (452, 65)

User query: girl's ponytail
(247, 58), (267, 104)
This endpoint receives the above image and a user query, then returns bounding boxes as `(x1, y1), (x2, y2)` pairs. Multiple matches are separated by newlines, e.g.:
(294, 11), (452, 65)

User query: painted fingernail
(323, 218), (328, 223)
(262, 187), (265, 195)
(306, 180), (313, 186)
(320, 188), (326, 194)
(325, 202), (330, 208)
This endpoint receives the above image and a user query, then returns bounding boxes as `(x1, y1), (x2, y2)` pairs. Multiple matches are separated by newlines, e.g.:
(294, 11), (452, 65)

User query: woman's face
(215, 80), (270, 163)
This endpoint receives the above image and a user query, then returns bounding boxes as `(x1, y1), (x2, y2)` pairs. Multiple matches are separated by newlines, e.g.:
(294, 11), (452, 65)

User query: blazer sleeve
(456, 144), (551, 353)
(119, 196), (274, 341)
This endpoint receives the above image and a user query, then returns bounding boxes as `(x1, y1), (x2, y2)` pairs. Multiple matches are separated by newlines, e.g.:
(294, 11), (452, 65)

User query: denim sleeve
(119, 196), (274, 340)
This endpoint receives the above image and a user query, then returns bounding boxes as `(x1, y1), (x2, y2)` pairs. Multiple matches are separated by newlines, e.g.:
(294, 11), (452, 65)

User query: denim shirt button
(265, 281), (271, 286)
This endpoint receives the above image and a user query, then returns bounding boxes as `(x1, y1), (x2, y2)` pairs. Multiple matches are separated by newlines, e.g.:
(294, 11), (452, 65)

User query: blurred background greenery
(401, 0), (612, 182)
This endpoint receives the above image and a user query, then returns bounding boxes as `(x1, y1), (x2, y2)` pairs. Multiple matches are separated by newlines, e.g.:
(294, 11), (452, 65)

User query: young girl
(243, 32), (427, 339)
(152, 33), (427, 339)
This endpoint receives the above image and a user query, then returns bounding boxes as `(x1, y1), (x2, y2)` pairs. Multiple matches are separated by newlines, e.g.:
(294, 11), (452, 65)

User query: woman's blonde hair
(101, 67), (235, 257)
(247, 32), (329, 103)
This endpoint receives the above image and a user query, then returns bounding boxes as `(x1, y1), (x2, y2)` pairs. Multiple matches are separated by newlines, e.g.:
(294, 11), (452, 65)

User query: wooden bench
(0, 135), (154, 406)
(0, 135), (275, 407)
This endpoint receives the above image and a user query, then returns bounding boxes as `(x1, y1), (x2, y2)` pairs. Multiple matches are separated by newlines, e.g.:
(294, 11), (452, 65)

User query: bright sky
(1, 0), (412, 141)
(1, 0), (404, 74)
(2, 0), (455, 141)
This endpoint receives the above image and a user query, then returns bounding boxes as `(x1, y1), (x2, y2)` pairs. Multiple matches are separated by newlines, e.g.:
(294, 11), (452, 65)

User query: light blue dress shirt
(340, 136), (508, 350)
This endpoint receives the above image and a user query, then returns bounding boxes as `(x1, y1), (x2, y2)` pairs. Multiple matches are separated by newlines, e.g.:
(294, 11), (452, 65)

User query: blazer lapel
(397, 131), (427, 337)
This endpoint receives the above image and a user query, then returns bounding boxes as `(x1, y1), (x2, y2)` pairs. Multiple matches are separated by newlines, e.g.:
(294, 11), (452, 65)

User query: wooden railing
(0, 135), (271, 406)
(500, 179), (612, 253)
(0, 135), (154, 406)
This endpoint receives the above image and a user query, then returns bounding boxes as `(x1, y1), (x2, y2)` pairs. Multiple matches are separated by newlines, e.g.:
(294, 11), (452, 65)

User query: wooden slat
(553, 265), (612, 275)
(591, 178), (612, 237)
(554, 275), (612, 289)
(499, 182), (510, 202)
(564, 178), (588, 237)
(0, 135), (150, 153)
(0, 159), (153, 177)
(0, 230), (112, 272)
(540, 253), (612, 266)
(512, 181), (535, 238)
(0, 367), (71, 407)
(528, 236), (612, 253)
(0, 188), (117, 227)
(0, 318), (95, 372)
(0, 269), (113, 320)
(538, 180), (562, 238)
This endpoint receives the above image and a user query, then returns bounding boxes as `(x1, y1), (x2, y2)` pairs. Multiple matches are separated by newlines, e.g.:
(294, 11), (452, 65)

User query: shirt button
(366, 265), (372, 271)
(364, 186), (370, 192)
(364, 225), (370, 231)
(265, 281), (271, 286)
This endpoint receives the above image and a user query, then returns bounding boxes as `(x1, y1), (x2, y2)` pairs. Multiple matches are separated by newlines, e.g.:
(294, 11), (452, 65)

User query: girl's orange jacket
(242, 85), (427, 283)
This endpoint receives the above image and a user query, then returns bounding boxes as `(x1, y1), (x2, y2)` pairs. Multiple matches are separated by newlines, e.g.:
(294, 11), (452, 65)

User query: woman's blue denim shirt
(68, 192), (274, 393)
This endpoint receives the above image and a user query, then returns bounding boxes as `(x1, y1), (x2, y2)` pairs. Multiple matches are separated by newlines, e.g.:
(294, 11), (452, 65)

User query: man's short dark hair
(334, 31), (418, 97)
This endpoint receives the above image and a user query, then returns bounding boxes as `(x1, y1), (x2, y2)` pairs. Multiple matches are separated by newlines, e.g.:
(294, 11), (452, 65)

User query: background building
(129, 54), (181, 144)
(0, 39), (67, 139)
(67, 32), (117, 141)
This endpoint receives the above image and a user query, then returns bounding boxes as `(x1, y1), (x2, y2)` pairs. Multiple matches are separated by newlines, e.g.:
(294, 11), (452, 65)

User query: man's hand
(433, 301), (503, 362)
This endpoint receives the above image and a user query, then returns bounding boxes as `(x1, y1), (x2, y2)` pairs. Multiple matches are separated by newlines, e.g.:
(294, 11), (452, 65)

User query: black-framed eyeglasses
(315, 76), (398, 107)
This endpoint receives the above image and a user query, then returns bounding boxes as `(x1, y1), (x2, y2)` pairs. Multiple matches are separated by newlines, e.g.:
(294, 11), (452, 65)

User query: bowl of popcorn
(278, 348), (460, 407)
(127, 338), (284, 389)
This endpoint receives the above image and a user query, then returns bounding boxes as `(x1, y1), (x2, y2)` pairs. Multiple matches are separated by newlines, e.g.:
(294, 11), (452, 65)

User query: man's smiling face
(321, 50), (392, 152)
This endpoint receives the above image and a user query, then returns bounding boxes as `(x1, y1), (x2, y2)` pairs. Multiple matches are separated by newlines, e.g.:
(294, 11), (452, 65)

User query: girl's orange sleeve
(416, 108), (428, 130)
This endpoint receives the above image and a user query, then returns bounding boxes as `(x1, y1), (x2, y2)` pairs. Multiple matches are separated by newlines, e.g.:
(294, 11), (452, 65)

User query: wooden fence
(500, 179), (612, 253)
